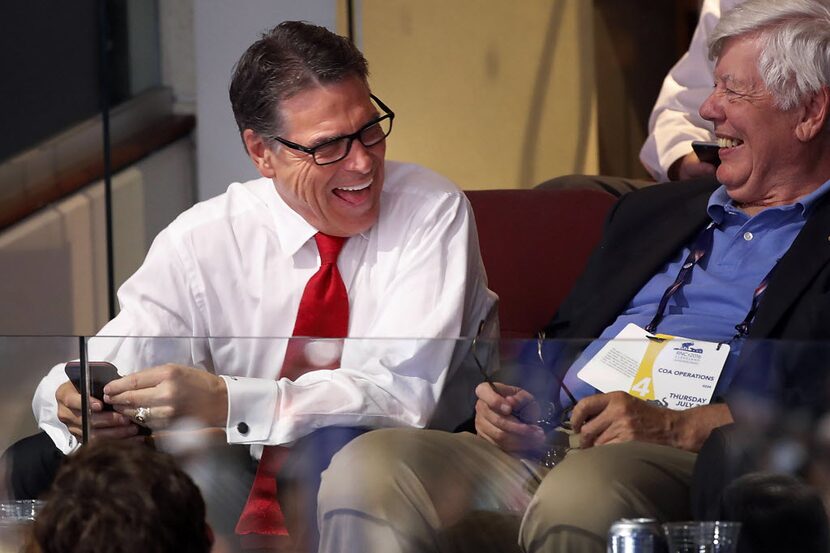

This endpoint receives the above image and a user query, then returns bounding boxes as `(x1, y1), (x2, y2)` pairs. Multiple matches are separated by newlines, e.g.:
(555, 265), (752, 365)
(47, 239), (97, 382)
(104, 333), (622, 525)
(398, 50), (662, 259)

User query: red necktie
(236, 232), (349, 540)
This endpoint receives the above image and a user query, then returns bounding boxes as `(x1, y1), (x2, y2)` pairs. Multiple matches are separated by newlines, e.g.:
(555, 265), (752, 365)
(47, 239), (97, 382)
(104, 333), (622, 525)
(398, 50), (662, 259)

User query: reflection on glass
(2, 337), (830, 549)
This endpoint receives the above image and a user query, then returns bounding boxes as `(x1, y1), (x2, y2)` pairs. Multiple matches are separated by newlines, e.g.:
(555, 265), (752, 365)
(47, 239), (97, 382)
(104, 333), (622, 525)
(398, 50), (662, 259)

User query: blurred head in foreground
(30, 440), (212, 553)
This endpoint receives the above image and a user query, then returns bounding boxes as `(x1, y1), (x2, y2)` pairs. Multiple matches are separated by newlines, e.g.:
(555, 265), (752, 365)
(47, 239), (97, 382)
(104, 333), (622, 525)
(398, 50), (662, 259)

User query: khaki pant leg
(317, 428), (537, 553)
(519, 441), (696, 553)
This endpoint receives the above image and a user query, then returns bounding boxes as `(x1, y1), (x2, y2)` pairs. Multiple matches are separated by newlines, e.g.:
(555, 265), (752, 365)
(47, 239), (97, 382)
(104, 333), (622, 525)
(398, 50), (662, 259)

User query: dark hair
(229, 20), (369, 150)
(32, 440), (211, 553)
(723, 472), (830, 553)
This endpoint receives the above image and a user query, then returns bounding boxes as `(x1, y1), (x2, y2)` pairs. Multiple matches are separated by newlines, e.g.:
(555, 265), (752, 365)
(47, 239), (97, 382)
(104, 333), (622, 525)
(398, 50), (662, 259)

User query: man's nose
(344, 140), (373, 173)
(699, 90), (721, 123)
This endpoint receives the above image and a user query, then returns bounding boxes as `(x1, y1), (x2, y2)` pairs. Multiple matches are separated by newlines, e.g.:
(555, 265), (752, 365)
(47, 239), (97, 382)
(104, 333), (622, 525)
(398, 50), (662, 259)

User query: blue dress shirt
(558, 179), (830, 407)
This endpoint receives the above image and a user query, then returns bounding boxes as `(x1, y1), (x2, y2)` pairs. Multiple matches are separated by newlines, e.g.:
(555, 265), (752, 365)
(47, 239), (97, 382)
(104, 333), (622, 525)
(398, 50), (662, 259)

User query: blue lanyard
(644, 221), (777, 342)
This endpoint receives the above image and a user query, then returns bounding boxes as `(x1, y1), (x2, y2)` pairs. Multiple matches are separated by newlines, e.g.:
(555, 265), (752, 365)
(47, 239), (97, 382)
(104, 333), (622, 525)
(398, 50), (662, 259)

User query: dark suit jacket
(543, 177), (830, 413)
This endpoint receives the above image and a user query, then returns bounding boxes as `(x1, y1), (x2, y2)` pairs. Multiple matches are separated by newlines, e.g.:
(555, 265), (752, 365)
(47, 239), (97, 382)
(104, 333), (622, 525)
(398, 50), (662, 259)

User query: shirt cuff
(40, 422), (80, 455)
(221, 375), (278, 444)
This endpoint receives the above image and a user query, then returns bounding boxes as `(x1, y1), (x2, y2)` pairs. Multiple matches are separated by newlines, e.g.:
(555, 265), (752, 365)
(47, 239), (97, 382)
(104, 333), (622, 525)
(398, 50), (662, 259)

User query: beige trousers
(317, 428), (695, 553)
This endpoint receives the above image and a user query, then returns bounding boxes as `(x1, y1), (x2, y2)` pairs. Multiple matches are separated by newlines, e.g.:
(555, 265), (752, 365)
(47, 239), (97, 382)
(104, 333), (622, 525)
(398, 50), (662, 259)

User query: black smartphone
(65, 361), (120, 411)
(692, 141), (721, 167)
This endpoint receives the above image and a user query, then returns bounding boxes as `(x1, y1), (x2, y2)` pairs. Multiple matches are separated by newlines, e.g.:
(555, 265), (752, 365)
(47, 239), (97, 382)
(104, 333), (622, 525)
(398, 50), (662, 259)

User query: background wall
(0, 138), (194, 336)
(193, 0), (335, 201)
(0, 138), (194, 445)
(192, 0), (599, 195)
(361, 0), (598, 190)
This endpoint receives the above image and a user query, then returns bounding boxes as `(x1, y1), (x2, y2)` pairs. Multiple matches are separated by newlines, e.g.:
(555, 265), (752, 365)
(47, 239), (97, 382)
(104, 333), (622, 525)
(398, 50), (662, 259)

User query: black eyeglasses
(268, 94), (395, 166)
(471, 326), (576, 433)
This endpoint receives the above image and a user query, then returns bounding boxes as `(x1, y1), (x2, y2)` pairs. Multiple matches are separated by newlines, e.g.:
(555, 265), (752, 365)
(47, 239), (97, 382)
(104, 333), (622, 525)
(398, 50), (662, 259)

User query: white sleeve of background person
(639, 0), (742, 181)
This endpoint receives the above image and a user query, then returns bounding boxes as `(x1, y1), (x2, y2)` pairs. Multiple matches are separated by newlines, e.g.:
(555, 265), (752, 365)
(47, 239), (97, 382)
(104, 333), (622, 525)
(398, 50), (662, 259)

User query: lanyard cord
(644, 222), (716, 334)
(731, 265), (777, 341)
(644, 221), (777, 342)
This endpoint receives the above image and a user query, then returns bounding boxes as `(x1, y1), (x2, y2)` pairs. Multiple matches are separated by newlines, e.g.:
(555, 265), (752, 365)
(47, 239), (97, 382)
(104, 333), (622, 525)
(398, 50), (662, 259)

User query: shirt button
(237, 422), (249, 435)
(743, 232), (754, 241)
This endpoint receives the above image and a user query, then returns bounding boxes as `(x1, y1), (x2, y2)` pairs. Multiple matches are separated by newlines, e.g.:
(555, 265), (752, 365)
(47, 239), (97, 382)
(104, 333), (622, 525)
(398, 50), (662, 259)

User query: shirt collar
(269, 186), (317, 257)
(264, 179), (370, 257)
(707, 177), (830, 224)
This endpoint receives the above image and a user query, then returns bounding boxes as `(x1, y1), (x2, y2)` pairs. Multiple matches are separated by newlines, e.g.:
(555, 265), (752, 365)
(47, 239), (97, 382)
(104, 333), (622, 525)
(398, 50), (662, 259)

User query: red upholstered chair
(465, 188), (617, 338)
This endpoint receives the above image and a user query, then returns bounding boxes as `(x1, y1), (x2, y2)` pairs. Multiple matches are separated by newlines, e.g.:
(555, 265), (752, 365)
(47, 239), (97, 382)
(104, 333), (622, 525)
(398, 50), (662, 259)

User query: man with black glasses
(12, 20), (495, 549)
(318, 1), (830, 552)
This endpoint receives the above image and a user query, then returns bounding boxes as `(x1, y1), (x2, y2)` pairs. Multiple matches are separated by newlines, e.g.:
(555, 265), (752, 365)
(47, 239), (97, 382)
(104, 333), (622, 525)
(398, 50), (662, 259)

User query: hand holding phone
(64, 361), (152, 436)
(65, 361), (120, 411)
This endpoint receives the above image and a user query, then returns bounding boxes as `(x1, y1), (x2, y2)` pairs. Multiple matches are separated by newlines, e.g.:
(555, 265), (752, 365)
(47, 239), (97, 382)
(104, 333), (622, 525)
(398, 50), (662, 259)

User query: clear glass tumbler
(662, 521), (741, 553)
(0, 500), (45, 553)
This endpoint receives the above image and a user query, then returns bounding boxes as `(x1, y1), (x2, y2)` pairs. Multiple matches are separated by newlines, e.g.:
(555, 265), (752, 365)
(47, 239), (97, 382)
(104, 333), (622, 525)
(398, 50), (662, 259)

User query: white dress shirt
(639, 0), (743, 181)
(34, 161), (497, 454)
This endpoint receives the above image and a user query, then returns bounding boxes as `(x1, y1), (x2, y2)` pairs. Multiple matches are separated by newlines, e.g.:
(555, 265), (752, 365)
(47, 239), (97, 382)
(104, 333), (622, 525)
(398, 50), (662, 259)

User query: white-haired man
(317, 1), (830, 551)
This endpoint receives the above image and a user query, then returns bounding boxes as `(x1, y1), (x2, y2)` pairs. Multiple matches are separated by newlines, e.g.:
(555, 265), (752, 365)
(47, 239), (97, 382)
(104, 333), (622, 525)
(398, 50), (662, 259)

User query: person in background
(640, 0), (744, 181)
(543, 0), (743, 195)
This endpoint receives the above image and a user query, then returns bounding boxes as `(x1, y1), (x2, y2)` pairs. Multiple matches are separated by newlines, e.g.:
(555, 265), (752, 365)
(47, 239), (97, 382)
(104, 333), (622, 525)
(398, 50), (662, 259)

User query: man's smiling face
(263, 76), (386, 237)
(699, 35), (806, 206)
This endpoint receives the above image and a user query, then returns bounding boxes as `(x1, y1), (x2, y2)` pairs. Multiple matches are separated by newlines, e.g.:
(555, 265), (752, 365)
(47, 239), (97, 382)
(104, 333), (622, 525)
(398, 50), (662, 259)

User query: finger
(477, 412), (544, 452)
(692, 161), (717, 175)
(103, 367), (169, 396)
(105, 386), (164, 408)
(89, 411), (133, 429)
(60, 407), (130, 436)
(57, 384), (104, 412)
(114, 404), (174, 420)
(506, 390), (543, 423)
(475, 414), (499, 447)
(475, 382), (515, 415)
(475, 415), (512, 448)
(579, 421), (611, 449)
(475, 411), (521, 450)
(89, 424), (141, 441)
(592, 426), (626, 447)
(578, 412), (615, 449)
(505, 388), (537, 411)
(491, 382), (524, 397)
(476, 399), (542, 437)
(57, 405), (84, 432)
(570, 394), (611, 431)
(681, 158), (717, 179)
(493, 382), (534, 415)
(113, 405), (174, 430)
(65, 423), (83, 440)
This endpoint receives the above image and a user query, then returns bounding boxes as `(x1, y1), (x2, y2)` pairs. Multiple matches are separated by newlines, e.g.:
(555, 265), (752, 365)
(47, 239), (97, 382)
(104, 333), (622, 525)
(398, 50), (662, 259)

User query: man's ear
(242, 129), (277, 178)
(795, 86), (830, 142)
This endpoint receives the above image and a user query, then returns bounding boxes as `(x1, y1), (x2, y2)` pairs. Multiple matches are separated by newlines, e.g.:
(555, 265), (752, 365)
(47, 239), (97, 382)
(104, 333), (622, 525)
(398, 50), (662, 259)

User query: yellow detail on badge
(628, 334), (673, 399)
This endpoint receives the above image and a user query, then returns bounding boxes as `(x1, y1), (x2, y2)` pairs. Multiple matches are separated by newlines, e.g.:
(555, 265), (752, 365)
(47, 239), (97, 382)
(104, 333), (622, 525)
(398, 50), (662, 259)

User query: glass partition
(0, 336), (79, 455)
(2, 336), (829, 550)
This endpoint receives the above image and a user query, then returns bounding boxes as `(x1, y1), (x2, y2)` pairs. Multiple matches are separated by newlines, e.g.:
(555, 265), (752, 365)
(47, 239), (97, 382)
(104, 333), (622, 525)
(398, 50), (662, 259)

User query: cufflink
(237, 422), (249, 435)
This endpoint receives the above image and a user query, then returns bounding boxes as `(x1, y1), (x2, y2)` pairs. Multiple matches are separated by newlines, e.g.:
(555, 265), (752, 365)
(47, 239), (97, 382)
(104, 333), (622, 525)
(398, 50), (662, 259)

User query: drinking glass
(663, 521), (741, 553)
(0, 500), (44, 553)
